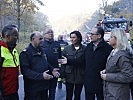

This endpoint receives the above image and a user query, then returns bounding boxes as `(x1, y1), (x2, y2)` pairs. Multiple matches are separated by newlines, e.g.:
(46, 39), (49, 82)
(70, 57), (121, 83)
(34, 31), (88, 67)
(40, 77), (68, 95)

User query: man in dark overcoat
(83, 26), (113, 100)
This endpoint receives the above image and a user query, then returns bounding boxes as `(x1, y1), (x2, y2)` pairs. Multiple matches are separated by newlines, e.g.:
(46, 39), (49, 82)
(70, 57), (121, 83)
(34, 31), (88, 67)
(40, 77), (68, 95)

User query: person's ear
(32, 37), (35, 41)
(98, 34), (102, 39)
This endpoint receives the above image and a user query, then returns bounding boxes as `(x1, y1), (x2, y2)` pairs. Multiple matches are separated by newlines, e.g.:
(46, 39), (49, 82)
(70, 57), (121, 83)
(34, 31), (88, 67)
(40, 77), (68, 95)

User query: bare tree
(102, 0), (108, 13)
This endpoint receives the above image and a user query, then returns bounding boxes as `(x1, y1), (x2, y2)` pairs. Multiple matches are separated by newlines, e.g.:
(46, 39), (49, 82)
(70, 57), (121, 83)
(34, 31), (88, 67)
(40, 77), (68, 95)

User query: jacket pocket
(65, 65), (73, 74)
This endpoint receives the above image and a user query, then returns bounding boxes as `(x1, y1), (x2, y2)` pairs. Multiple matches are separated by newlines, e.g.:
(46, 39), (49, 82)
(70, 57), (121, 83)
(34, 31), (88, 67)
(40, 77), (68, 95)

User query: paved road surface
(18, 75), (132, 100)
(18, 75), (85, 100)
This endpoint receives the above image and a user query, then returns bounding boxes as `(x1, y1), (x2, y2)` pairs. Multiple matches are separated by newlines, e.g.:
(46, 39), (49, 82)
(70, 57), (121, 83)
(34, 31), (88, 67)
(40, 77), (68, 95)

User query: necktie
(93, 44), (97, 51)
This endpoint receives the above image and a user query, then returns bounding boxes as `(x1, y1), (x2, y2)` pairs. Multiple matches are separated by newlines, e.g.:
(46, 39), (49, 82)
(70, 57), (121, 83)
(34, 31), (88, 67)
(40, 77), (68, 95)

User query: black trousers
(4, 92), (19, 100)
(85, 89), (104, 100)
(48, 78), (57, 100)
(65, 82), (83, 100)
(24, 89), (48, 100)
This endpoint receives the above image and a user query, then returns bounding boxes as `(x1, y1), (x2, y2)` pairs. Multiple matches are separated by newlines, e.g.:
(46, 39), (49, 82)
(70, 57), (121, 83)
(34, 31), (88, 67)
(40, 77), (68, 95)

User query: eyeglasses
(90, 33), (99, 36)
(46, 30), (53, 34)
(10, 34), (18, 39)
(39, 38), (43, 40)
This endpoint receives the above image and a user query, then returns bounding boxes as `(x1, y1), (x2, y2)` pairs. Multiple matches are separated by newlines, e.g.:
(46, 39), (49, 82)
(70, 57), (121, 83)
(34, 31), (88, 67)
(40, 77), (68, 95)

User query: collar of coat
(71, 44), (83, 50)
(91, 39), (106, 49)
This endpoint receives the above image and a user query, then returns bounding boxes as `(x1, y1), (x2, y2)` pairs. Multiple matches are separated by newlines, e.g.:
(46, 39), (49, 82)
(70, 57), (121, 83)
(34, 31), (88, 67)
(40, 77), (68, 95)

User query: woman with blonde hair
(100, 28), (133, 100)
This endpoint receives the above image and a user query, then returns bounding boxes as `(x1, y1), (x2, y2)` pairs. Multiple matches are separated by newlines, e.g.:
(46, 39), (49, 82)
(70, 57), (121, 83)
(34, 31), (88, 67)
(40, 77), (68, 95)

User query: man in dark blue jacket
(41, 28), (62, 100)
(83, 26), (112, 100)
(20, 31), (60, 100)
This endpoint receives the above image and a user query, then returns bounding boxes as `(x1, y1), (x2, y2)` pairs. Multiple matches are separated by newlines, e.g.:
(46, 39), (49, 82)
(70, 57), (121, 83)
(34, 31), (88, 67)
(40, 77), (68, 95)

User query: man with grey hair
(41, 28), (61, 100)
(20, 31), (60, 100)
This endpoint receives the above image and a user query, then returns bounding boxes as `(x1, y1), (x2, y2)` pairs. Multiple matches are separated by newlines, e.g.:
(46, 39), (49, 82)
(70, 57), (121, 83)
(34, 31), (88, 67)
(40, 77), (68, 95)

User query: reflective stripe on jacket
(1, 46), (19, 67)
(0, 45), (19, 95)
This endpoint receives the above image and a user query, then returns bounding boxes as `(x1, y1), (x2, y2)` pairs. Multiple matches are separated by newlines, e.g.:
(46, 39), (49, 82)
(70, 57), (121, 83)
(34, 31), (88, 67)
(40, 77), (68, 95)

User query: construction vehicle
(98, 16), (132, 41)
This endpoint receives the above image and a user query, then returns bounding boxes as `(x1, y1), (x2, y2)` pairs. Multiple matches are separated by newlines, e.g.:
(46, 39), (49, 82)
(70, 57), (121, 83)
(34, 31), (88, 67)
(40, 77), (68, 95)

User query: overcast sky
(39, 0), (118, 20)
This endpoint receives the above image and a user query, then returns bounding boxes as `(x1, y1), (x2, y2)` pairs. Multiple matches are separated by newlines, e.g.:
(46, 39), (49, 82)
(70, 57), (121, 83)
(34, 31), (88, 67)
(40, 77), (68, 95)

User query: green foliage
(0, 0), (48, 32)
(0, 0), (49, 53)
(82, 0), (133, 41)
(16, 32), (31, 53)
(130, 28), (133, 44)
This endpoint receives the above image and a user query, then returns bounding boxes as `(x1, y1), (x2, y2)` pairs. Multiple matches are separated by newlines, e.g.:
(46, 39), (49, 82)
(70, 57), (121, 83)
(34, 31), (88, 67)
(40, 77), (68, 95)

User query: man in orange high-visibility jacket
(0, 25), (19, 100)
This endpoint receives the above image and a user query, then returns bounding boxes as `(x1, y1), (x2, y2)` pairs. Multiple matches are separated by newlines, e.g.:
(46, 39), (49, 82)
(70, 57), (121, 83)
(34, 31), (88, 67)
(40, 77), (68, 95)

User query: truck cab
(100, 16), (132, 41)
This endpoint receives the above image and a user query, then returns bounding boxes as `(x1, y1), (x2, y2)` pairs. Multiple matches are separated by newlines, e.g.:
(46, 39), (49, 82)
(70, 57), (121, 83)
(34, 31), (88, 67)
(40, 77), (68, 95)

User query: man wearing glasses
(41, 28), (61, 100)
(83, 26), (113, 100)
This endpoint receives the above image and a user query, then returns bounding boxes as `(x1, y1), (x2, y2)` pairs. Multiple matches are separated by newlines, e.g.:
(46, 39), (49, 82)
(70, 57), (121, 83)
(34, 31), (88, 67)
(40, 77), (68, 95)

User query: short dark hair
(95, 26), (104, 38)
(70, 31), (82, 43)
(2, 24), (18, 38)
(30, 33), (35, 41)
(30, 31), (41, 41)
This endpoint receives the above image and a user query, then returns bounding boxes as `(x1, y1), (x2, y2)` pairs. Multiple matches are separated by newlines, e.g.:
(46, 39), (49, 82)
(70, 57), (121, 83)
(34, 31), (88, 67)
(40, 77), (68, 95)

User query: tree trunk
(17, 0), (20, 32)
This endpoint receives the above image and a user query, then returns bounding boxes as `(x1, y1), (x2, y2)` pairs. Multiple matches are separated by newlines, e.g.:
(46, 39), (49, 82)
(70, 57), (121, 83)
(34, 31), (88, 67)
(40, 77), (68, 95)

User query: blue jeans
(48, 78), (57, 100)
